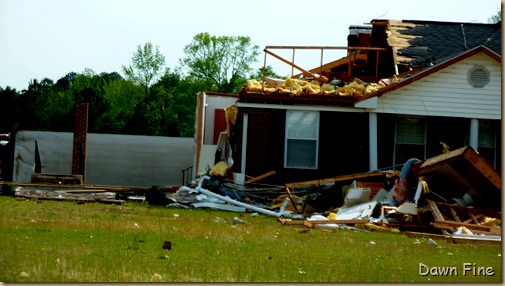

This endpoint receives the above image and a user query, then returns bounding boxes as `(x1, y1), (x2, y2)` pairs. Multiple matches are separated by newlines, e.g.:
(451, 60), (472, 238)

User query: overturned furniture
(413, 146), (501, 210)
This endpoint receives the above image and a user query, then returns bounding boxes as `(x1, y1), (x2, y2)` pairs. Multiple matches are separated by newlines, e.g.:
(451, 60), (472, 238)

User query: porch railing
(181, 166), (193, 186)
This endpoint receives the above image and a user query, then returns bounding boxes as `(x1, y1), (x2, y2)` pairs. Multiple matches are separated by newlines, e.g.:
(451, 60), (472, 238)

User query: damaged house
(195, 19), (501, 190)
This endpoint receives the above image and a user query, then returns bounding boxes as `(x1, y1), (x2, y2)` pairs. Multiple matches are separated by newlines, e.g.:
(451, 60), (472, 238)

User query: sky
(0, 0), (501, 91)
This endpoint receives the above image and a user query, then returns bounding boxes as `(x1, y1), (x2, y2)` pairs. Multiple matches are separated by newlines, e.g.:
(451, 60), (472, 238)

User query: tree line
(0, 33), (282, 138)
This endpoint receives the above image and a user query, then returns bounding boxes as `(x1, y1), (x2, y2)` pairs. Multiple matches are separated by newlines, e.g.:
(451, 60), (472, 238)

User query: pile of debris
(165, 145), (501, 244)
(245, 76), (396, 97)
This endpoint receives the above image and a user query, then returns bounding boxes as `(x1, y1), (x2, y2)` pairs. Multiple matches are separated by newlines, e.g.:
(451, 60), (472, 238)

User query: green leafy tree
(145, 68), (199, 137)
(102, 78), (143, 134)
(18, 78), (58, 131)
(69, 70), (111, 133)
(122, 43), (167, 134)
(172, 77), (203, 137)
(0, 86), (21, 133)
(180, 33), (260, 94)
(488, 9), (501, 23)
(122, 43), (166, 95)
(147, 70), (180, 136)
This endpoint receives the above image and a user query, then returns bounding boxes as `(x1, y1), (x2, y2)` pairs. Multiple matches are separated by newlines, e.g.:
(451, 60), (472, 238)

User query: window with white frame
(394, 116), (426, 166)
(284, 111), (319, 169)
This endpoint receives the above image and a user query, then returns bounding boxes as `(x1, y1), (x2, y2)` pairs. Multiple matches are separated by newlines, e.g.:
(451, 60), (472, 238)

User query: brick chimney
(71, 103), (89, 183)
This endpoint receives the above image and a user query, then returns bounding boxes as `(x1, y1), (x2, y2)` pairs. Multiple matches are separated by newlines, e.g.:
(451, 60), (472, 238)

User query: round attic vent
(468, 65), (490, 88)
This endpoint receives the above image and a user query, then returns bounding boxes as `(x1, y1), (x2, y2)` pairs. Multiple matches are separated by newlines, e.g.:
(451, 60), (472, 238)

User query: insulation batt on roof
(245, 77), (388, 97)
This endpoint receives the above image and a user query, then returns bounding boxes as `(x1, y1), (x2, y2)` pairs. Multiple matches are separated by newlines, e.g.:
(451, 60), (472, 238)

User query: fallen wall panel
(13, 131), (194, 187)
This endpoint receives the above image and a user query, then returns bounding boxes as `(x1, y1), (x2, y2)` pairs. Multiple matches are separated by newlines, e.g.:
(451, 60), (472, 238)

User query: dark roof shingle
(383, 20), (501, 68)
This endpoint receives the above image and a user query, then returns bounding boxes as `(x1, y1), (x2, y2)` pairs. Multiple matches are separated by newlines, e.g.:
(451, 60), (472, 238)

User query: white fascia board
(236, 102), (367, 113)
(355, 96), (378, 109)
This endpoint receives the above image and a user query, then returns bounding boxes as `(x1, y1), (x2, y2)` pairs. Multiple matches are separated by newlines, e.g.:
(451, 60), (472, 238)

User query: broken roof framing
(261, 45), (389, 84)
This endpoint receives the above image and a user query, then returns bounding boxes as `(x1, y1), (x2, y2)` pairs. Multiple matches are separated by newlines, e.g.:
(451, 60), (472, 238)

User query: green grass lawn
(0, 195), (501, 282)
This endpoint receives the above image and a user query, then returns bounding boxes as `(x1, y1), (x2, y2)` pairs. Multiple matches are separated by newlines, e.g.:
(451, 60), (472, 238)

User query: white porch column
(469, 118), (479, 150)
(369, 112), (378, 171)
(241, 112), (248, 174)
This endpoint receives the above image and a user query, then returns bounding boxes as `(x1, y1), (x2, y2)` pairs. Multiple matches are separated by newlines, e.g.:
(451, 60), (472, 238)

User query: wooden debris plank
(428, 199), (501, 235)
(468, 212), (484, 224)
(31, 173), (83, 185)
(427, 200), (445, 221)
(449, 206), (461, 222)
(244, 170), (276, 185)
(433, 220), (501, 236)
(303, 219), (366, 225)
(263, 49), (323, 82)
(3, 181), (177, 193)
(59, 189), (109, 193)
(466, 213), (484, 224)
(303, 221), (314, 228)
(277, 218), (304, 225)
(284, 187), (299, 213)
(285, 171), (393, 188)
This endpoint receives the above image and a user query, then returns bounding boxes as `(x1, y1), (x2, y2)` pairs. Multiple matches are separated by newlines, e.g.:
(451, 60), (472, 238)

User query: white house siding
(13, 131), (194, 187)
(374, 53), (501, 120)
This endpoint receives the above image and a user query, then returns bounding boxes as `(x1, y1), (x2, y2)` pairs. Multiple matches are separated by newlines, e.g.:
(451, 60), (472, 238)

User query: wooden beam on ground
(244, 170), (276, 185)
(31, 173), (83, 185)
(277, 218), (304, 225)
(303, 221), (314, 228)
(433, 220), (501, 236)
(303, 219), (367, 225)
(2, 181), (180, 193)
(59, 189), (109, 193)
